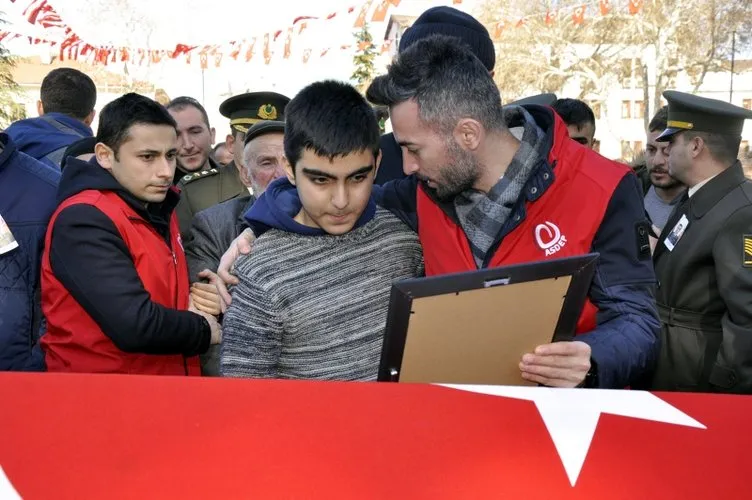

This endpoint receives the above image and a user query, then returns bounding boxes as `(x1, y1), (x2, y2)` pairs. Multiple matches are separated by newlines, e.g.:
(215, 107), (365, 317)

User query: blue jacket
(4, 113), (92, 169)
(0, 134), (60, 370)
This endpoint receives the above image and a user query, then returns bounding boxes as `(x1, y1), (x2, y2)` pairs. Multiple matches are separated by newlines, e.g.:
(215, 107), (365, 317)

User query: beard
(649, 168), (683, 190)
(423, 140), (482, 202)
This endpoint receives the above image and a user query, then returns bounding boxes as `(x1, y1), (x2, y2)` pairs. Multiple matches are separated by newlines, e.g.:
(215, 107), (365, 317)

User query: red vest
(41, 190), (200, 375)
(417, 117), (629, 333)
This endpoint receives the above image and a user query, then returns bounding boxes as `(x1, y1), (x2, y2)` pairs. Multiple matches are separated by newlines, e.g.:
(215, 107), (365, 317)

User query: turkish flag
(545, 11), (555, 25)
(600, 0), (611, 16)
(354, 1), (371, 28)
(371, 0), (388, 22)
(0, 374), (751, 499)
(629, 0), (643, 15)
(283, 27), (293, 59)
(572, 5), (586, 25)
(245, 38), (256, 62)
(493, 20), (506, 40)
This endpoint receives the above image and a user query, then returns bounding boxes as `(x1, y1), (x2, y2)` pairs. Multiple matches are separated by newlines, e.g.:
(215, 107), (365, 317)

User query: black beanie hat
(398, 7), (495, 72)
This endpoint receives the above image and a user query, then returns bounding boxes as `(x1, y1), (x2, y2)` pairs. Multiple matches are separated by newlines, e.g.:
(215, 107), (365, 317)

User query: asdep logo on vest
(535, 221), (567, 256)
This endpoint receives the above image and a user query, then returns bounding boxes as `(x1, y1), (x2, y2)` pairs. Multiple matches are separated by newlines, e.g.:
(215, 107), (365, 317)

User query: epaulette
(180, 168), (219, 185)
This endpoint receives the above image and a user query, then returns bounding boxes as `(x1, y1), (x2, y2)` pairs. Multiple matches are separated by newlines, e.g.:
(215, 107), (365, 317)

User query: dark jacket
(374, 105), (660, 389)
(186, 194), (255, 282)
(375, 133), (406, 185)
(652, 162), (752, 393)
(4, 113), (92, 169)
(0, 134), (60, 370)
(45, 157), (210, 357)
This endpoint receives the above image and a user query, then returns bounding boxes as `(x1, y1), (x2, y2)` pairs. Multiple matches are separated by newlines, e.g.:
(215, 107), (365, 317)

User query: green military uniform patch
(182, 168), (218, 184)
(744, 235), (752, 267)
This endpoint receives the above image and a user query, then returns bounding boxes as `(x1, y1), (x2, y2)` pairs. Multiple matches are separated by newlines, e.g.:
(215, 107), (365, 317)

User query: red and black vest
(417, 116), (630, 333)
(41, 190), (200, 375)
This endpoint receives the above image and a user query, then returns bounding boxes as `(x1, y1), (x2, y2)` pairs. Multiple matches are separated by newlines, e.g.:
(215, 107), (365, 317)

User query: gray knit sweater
(220, 207), (424, 381)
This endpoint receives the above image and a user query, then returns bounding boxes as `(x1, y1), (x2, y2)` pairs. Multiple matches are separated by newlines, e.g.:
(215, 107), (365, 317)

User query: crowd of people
(1, 6), (751, 393)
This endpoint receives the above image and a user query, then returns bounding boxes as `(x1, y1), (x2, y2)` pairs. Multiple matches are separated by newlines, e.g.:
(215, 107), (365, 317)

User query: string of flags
(2, 0), (646, 68)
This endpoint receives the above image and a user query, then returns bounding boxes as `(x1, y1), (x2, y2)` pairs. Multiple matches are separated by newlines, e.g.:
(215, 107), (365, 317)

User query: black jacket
(48, 158), (210, 356)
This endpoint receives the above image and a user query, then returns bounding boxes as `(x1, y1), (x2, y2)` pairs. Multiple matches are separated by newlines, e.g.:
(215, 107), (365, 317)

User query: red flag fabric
(245, 38), (256, 62)
(629, 0), (643, 15)
(545, 11), (555, 25)
(1, 373), (751, 498)
(354, 1), (371, 28)
(493, 20), (506, 40)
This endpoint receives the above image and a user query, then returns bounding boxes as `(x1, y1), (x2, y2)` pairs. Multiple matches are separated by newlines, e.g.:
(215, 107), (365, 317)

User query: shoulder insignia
(743, 235), (752, 267)
(181, 168), (219, 186)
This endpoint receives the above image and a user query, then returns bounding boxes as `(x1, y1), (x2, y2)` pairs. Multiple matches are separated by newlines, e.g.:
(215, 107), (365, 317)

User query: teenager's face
(96, 124), (178, 203)
(287, 148), (379, 235)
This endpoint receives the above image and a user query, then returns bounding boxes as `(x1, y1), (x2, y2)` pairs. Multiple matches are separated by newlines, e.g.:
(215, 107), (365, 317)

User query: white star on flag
(440, 385), (706, 486)
(0, 466), (21, 500)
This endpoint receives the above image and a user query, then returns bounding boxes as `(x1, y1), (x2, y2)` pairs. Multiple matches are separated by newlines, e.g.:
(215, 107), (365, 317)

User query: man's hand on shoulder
(217, 228), (256, 312)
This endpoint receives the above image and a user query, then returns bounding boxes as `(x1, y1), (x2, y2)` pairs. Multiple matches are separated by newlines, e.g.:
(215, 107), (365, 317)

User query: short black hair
(284, 80), (380, 170)
(166, 96), (211, 128)
(40, 68), (97, 120)
(648, 106), (668, 133)
(96, 93), (177, 158)
(684, 131), (742, 166)
(552, 98), (595, 129)
(366, 34), (504, 134)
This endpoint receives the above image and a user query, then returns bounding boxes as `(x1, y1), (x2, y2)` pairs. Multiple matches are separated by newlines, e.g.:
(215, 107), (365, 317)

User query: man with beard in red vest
(40, 93), (221, 374)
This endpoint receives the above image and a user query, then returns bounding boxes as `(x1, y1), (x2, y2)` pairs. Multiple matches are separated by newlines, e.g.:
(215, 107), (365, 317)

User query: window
(589, 101), (602, 120)
(743, 99), (752, 111)
(635, 101), (645, 119)
(621, 140), (632, 159)
(622, 100), (632, 119)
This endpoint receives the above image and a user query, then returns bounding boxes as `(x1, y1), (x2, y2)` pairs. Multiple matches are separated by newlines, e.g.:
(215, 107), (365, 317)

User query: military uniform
(175, 91), (290, 239)
(651, 91), (752, 393)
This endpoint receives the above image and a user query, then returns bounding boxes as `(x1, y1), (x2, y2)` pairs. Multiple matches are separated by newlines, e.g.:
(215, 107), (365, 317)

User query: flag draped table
(0, 373), (749, 499)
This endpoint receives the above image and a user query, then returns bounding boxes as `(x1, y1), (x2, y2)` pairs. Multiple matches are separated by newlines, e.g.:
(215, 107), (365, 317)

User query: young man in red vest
(41, 93), (221, 375)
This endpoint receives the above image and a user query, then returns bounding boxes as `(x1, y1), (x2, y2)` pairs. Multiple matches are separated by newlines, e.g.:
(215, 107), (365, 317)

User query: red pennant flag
(263, 33), (271, 64)
(320, 48), (329, 57)
(629, 0), (643, 15)
(293, 16), (317, 24)
(273, 30), (283, 42)
(340, 44), (352, 50)
(545, 11), (555, 25)
(493, 20), (506, 40)
(388, 0), (401, 5)
(214, 52), (223, 68)
(326, 12), (337, 20)
(283, 27), (293, 59)
(121, 48), (130, 62)
(599, 0), (611, 16)
(572, 5), (586, 25)
(199, 50), (208, 70)
(516, 18), (525, 28)
(354, 1), (371, 28)
(302, 48), (312, 63)
(171, 44), (195, 59)
(453, 0), (462, 4)
(245, 38), (256, 62)
(371, 0), (388, 22)
(299, 22), (308, 35)
(229, 42), (241, 60)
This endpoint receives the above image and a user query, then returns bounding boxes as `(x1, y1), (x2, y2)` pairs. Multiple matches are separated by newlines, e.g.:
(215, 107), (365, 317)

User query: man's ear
(238, 154), (252, 187)
(283, 156), (296, 185)
(36, 100), (44, 116)
(95, 142), (114, 170)
(690, 135), (705, 159)
(225, 133), (235, 150)
(83, 110), (96, 127)
(453, 118), (483, 151)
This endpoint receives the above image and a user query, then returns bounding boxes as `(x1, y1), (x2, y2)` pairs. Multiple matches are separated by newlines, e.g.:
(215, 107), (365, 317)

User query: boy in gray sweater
(220, 81), (424, 381)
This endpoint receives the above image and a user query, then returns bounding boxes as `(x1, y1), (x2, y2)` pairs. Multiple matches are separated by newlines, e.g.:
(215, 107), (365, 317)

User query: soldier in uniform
(186, 120), (286, 376)
(651, 90), (752, 393)
(175, 91), (290, 239)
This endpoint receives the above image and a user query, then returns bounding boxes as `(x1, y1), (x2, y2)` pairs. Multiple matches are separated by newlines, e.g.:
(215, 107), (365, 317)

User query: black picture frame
(377, 253), (599, 382)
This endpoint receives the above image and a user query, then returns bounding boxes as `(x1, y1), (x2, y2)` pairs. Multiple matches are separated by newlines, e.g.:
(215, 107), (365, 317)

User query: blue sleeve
(372, 175), (419, 232)
(577, 173), (660, 388)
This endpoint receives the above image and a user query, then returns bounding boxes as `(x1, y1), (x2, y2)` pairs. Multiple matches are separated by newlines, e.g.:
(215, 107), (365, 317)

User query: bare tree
(477, 0), (752, 117)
